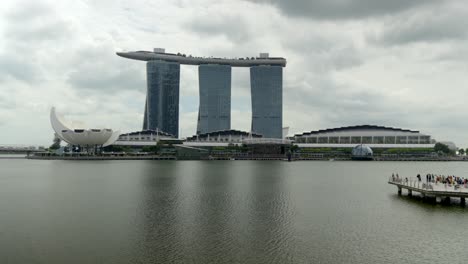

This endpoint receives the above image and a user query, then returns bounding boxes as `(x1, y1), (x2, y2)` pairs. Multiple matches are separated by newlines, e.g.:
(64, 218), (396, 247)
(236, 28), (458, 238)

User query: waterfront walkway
(27, 155), (175, 161)
(388, 177), (468, 204)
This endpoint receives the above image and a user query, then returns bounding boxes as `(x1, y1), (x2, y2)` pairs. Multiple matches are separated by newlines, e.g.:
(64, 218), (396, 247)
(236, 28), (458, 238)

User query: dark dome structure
(351, 145), (373, 160)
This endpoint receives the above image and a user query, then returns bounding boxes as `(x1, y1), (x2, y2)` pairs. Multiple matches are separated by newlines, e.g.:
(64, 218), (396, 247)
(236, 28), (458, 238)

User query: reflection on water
(1, 160), (468, 263)
(136, 161), (295, 263)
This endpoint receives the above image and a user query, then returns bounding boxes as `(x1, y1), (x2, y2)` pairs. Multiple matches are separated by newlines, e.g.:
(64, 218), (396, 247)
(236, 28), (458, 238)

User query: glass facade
(145, 60), (180, 137)
(197, 64), (231, 134)
(142, 101), (148, 130)
(250, 66), (283, 138)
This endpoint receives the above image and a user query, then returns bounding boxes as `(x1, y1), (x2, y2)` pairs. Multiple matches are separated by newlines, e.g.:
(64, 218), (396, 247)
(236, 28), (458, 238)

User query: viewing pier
(388, 177), (468, 205)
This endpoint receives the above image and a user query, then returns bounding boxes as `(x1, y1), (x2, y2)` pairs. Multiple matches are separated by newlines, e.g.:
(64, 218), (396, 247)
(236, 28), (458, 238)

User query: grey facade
(142, 100), (148, 130)
(250, 66), (283, 138)
(145, 60), (180, 137)
(197, 64), (231, 134)
(292, 125), (433, 145)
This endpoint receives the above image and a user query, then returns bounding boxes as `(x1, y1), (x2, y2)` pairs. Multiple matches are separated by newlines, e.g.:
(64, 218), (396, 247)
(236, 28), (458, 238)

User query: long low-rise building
(186, 129), (262, 143)
(113, 130), (178, 146)
(292, 125), (434, 147)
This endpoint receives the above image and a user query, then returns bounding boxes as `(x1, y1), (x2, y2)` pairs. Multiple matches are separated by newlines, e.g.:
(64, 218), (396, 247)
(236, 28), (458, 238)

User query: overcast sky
(1, 0), (467, 147)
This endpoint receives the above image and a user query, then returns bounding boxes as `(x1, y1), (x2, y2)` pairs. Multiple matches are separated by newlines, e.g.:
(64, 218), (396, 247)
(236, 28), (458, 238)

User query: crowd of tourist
(391, 173), (468, 186)
(425, 174), (467, 185)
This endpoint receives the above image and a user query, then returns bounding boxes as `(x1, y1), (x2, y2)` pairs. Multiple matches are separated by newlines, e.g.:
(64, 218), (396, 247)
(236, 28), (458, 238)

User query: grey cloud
(0, 1), (145, 93)
(288, 43), (362, 72)
(67, 64), (145, 93)
(186, 14), (251, 43)
(67, 50), (145, 93)
(279, 25), (363, 72)
(0, 54), (40, 83)
(4, 2), (72, 45)
(374, 7), (468, 45)
(6, 1), (51, 21)
(6, 19), (72, 44)
(283, 75), (418, 133)
(0, 1), (72, 83)
(247, 0), (438, 20)
(432, 45), (468, 63)
(0, 95), (14, 109)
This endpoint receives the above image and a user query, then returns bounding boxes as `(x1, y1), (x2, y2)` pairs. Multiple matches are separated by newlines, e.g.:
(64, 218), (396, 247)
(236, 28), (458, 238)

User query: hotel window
(362, 137), (372, 144)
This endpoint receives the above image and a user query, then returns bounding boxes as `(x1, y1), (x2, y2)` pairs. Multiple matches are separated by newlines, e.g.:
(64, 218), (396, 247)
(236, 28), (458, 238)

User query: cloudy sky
(1, 0), (467, 147)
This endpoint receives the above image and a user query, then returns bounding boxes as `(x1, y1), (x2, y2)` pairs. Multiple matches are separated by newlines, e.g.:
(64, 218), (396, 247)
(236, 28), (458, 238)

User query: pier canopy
(50, 107), (120, 147)
(116, 50), (286, 67)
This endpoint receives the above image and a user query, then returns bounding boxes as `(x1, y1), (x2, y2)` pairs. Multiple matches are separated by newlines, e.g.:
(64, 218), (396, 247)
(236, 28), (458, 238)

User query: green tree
(142, 145), (160, 153)
(434, 142), (451, 155)
(290, 144), (299, 153)
(49, 133), (61, 150)
(459, 148), (465, 156)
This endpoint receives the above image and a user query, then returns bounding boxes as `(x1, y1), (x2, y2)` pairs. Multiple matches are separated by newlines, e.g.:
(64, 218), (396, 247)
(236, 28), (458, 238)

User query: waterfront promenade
(27, 155), (175, 161)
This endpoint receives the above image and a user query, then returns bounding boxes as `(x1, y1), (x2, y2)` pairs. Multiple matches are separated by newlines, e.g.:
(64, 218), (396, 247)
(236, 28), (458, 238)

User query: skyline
(0, 0), (468, 147)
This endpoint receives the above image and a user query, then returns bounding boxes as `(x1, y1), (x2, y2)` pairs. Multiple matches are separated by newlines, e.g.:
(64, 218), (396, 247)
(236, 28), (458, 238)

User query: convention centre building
(292, 125), (434, 148)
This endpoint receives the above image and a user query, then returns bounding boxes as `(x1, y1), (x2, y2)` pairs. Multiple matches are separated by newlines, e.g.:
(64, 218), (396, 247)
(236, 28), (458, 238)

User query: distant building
(197, 64), (231, 134)
(144, 60), (180, 137)
(113, 130), (177, 147)
(186, 129), (262, 144)
(50, 107), (119, 149)
(293, 125), (434, 148)
(250, 65), (283, 138)
(117, 49), (286, 138)
(351, 145), (374, 160)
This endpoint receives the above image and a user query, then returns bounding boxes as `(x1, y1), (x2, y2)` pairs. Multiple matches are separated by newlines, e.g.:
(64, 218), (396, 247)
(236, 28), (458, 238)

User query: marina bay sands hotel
(117, 48), (286, 138)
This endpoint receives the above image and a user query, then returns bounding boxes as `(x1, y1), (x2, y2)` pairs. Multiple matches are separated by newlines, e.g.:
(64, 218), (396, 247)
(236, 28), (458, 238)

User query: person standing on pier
(417, 174), (421, 182)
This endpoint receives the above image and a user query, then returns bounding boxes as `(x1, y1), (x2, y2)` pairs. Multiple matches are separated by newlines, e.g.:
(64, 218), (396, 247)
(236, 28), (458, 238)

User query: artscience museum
(50, 107), (120, 150)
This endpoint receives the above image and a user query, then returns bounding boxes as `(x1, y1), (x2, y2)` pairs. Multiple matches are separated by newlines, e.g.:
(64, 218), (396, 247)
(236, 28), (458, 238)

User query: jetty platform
(388, 177), (468, 204)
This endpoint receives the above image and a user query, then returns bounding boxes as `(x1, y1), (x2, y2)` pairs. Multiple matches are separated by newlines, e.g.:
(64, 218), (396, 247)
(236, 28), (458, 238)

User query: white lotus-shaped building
(50, 107), (120, 147)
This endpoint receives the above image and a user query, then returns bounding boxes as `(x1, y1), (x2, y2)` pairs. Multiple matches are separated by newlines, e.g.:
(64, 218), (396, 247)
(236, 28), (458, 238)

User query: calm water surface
(1, 160), (468, 263)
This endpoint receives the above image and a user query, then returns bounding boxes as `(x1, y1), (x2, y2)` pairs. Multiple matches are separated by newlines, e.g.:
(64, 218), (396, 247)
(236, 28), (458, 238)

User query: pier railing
(388, 176), (468, 193)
